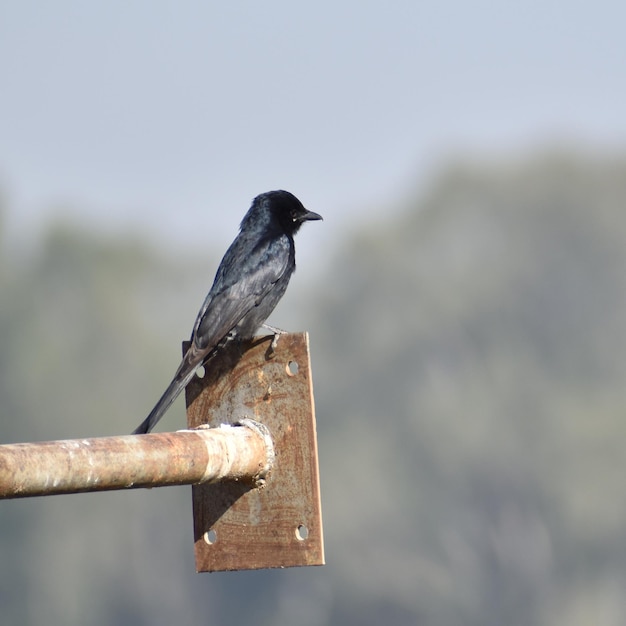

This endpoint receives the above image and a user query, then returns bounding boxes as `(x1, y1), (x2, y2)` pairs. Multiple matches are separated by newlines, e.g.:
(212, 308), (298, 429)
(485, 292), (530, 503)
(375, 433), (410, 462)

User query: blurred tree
(3, 150), (626, 625)
(311, 150), (626, 626)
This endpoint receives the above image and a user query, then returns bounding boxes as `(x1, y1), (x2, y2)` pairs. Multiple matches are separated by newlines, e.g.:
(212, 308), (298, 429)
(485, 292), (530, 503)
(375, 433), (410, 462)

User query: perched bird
(132, 190), (322, 434)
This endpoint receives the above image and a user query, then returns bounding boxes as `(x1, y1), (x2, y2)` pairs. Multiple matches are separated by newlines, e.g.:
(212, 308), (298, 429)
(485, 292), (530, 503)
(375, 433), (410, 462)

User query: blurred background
(2, 2), (626, 625)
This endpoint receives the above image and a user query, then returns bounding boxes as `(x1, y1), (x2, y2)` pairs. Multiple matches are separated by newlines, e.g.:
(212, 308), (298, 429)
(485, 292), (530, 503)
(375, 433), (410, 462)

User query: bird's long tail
(132, 362), (201, 435)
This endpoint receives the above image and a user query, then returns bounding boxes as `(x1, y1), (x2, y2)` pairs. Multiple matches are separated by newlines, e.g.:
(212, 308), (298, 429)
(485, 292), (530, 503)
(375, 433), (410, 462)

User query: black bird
(132, 190), (322, 434)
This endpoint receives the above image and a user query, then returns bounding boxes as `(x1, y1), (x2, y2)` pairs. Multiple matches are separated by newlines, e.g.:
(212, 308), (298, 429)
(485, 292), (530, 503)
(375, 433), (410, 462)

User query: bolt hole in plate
(286, 360), (299, 376)
(295, 524), (309, 541)
(204, 529), (217, 545)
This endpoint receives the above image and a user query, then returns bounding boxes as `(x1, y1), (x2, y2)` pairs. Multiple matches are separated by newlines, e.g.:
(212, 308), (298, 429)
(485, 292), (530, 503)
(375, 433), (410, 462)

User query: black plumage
(132, 190), (322, 434)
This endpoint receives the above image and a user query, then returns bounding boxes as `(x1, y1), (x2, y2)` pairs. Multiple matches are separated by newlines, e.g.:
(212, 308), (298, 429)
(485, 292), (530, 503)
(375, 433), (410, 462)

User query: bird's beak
(300, 210), (323, 222)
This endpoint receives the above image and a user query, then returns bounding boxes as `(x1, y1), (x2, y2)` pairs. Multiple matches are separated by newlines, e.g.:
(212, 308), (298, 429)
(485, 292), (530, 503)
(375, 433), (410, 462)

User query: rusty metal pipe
(0, 420), (273, 499)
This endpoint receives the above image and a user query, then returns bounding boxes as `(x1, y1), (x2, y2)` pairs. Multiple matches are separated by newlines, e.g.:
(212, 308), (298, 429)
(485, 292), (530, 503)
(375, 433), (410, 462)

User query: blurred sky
(1, 0), (626, 253)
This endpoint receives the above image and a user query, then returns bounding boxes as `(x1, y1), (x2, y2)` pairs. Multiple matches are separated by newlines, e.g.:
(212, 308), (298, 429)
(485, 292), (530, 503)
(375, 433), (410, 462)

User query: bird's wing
(191, 235), (291, 352)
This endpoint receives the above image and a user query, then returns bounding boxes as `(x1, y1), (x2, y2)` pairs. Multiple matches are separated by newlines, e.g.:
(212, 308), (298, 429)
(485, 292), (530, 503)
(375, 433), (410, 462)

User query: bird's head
(245, 190), (323, 235)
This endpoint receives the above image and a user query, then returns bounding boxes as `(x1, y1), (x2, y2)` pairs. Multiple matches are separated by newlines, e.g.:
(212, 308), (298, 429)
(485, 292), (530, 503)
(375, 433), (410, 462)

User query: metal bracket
(184, 332), (324, 572)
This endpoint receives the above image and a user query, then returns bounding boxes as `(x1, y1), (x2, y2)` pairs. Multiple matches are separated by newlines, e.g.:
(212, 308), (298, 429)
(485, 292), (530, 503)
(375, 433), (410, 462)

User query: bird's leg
(263, 323), (287, 335)
(263, 323), (288, 356)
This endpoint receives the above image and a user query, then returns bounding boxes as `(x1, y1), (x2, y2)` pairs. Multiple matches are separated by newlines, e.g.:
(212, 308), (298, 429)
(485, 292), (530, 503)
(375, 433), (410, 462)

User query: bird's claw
(263, 323), (288, 357)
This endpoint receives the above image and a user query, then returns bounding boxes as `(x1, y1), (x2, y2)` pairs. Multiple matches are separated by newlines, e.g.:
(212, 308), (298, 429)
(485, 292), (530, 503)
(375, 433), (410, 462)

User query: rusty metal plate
(184, 332), (324, 572)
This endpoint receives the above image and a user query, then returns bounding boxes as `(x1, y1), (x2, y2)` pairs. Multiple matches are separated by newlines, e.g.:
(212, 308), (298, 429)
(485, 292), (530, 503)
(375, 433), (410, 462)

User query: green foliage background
(2, 150), (626, 625)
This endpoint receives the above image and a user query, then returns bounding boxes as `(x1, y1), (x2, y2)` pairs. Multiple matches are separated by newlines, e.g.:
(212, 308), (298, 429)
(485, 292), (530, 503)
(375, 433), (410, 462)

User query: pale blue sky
(1, 1), (625, 251)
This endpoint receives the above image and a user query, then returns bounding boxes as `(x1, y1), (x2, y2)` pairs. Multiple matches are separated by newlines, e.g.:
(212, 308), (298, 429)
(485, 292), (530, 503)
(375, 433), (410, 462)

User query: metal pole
(0, 420), (273, 499)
